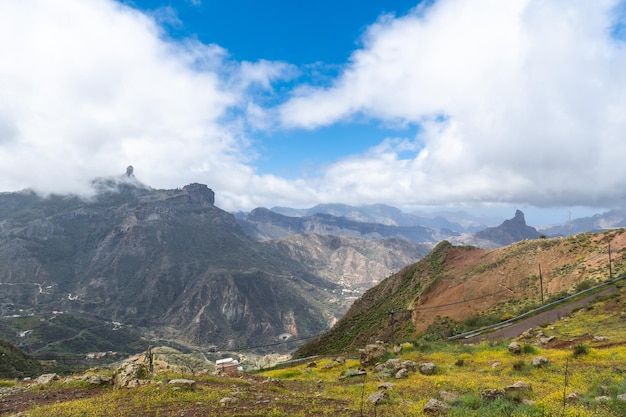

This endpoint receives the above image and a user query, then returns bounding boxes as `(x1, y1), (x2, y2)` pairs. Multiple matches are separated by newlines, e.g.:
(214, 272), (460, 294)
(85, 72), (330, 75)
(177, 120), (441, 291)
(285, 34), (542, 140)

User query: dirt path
(461, 286), (618, 343)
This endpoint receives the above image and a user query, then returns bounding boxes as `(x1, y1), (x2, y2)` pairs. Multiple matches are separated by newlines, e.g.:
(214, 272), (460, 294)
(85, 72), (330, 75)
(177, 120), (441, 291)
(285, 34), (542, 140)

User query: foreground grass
(8, 292), (626, 416)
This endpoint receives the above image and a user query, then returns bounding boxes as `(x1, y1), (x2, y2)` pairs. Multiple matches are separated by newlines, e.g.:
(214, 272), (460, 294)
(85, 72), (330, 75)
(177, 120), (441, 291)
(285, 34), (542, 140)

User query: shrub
(573, 344), (589, 357)
(512, 360), (525, 371)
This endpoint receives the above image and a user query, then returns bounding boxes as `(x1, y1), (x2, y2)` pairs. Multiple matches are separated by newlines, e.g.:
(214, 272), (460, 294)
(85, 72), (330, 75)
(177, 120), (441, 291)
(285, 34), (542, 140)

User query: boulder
(481, 389), (505, 400)
(531, 356), (549, 367)
(34, 373), (59, 385)
(168, 379), (196, 389)
(359, 343), (387, 367)
(538, 336), (555, 345)
(114, 363), (150, 389)
(395, 368), (409, 379)
(419, 362), (437, 375)
(424, 398), (451, 414)
(508, 342), (521, 354)
(219, 397), (239, 406)
(504, 381), (532, 393)
(367, 390), (389, 405)
(82, 375), (112, 386)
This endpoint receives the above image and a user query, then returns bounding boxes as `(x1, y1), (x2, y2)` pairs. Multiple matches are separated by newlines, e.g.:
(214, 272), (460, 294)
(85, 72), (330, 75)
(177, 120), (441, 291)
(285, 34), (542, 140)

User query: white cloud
(3, 0), (626, 215)
(0, 0), (292, 209)
(278, 0), (626, 209)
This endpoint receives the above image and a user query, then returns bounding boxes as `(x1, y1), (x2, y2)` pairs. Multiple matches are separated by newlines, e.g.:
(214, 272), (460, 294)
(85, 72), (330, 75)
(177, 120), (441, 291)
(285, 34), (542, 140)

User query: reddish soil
(412, 230), (626, 333)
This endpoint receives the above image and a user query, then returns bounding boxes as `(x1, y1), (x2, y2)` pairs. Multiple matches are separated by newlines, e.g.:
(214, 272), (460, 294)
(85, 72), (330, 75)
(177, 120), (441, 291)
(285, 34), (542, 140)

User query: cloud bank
(280, 0), (626, 209)
(1, 0), (626, 213)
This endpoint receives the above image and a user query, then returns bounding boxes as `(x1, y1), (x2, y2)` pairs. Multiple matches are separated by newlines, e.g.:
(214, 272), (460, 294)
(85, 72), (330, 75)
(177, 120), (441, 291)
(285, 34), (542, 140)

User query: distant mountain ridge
(269, 203), (491, 232)
(236, 207), (459, 243)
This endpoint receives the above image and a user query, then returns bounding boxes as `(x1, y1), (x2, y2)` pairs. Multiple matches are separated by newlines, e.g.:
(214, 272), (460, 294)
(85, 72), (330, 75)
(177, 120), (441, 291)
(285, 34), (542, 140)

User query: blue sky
(1, 0), (626, 225)
(128, 0), (422, 178)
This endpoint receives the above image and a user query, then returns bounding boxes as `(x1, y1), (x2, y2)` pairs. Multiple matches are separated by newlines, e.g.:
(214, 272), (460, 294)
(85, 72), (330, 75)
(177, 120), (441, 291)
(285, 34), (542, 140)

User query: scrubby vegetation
(2, 288), (626, 416)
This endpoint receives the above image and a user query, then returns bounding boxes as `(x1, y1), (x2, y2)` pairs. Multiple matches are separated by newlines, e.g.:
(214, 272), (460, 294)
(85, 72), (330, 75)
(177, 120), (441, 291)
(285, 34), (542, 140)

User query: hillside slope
(295, 229), (626, 356)
(0, 179), (340, 355)
(267, 233), (432, 293)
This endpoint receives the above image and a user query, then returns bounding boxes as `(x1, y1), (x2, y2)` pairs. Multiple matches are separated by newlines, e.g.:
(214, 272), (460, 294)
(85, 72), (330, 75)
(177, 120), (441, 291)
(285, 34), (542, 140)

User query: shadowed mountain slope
(0, 179), (340, 355)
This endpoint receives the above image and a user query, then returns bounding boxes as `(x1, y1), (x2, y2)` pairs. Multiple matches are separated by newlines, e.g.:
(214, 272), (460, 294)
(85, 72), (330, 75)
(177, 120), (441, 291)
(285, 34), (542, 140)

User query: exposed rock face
(473, 210), (542, 247)
(182, 183), (214, 206)
(267, 233), (431, 293)
(114, 363), (149, 389)
(0, 182), (339, 354)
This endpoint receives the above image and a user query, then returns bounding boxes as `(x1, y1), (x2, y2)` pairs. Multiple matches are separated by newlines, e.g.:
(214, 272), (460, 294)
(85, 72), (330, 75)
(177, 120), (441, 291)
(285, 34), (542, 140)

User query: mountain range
(0, 178), (342, 356)
(2, 173), (625, 358)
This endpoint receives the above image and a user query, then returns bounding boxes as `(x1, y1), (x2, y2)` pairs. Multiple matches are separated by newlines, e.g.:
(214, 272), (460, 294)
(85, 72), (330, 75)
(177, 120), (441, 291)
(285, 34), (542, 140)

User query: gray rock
(168, 379), (196, 389)
(113, 363), (150, 389)
(439, 391), (459, 402)
(616, 393), (626, 402)
(508, 342), (521, 354)
(360, 343), (387, 367)
(531, 356), (549, 367)
(82, 375), (112, 385)
(538, 336), (555, 345)
(419, 362), (437, 375)
(378, 382), (394, 390)
(219, 397), (239, 406)
(594, 396), (611, 403)
(367, 390), (389, 404)
(504, 381), (532, 393)
(423, 398), (451, 413)
(395, 368), (409, 379)
(481, 389), (505, 400)
(34, 374), (59, 385)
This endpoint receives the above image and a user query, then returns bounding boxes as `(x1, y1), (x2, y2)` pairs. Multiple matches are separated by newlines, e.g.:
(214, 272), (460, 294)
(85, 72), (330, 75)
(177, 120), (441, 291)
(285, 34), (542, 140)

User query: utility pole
(147, 345), (153, 374)
(389, 309), (396, 346)
(539, 264), (544, 305)
(609, 242), (613, 280)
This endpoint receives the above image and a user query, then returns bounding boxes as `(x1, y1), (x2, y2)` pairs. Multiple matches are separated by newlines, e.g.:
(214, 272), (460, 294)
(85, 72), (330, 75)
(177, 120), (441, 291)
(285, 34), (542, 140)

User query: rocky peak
(182, 183), (215, 206)
(473, 210), (541, 246)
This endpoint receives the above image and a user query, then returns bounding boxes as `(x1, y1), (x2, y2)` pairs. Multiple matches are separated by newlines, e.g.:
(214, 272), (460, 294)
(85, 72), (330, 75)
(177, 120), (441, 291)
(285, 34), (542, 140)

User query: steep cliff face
(0, 180), (338, 354)
(267, 234), (432, 292)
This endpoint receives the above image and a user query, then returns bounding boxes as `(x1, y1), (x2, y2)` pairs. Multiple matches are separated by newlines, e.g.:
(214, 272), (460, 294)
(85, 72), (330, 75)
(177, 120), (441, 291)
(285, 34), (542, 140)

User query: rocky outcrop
(473, 210), (542, 247)
(113, 363), (150, 389)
